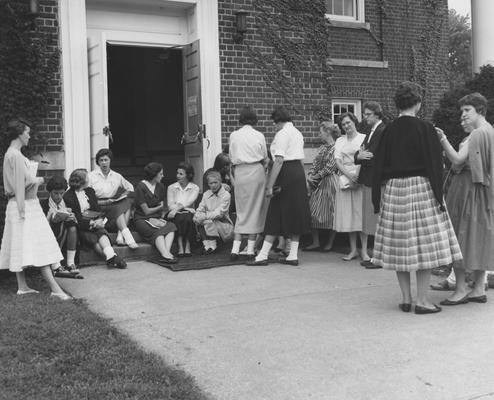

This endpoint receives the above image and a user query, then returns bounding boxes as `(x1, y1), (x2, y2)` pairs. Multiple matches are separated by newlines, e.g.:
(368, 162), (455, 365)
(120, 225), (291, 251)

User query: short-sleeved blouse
(134, 181), (166, 220)
(270, 122), (305, 160)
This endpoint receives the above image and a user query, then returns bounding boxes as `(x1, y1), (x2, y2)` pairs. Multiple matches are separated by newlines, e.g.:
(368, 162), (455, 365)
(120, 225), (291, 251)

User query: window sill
(328, 58), (388, 69)
(326, 18), (370, 30)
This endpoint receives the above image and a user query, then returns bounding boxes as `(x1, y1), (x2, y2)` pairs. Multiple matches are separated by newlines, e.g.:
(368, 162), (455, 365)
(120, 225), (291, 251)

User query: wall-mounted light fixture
(234, 10), (248, 43)
(28, 0), (40, 16)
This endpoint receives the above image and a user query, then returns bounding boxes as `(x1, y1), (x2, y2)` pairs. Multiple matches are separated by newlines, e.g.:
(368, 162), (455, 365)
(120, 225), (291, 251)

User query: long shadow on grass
(0, 269), (211, 400)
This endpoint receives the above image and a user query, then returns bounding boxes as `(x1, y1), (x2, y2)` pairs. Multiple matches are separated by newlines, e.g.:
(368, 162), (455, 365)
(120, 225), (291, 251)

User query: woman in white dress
(333, 112), (366, 261)
(0, 118), (70, 299)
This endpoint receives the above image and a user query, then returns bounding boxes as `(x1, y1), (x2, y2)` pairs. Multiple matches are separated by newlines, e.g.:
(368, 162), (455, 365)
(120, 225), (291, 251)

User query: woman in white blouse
(248, 107), (311, 266)
(333, 112), (366, 261)
(167, 162), (200, 257)
(88, 148), (137, 249)
(229, 106), (268, 261)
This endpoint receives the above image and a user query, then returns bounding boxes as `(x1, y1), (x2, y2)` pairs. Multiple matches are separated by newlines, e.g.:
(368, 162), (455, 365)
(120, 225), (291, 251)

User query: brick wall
(32, 0), (64, 159)
(218, 0), (448, 148)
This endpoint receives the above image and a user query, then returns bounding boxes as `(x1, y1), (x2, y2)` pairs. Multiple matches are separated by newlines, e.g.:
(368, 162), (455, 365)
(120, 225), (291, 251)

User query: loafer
(246, 259), (269, 266)
(440, 295), (469, 306)
(230, 253), (239, 262)
(107, 255), (127, 269)
(399, 303), (411, 312)
(184, 252), (192, 257)
(279, 258), (299, 266)
(414, 304), (442, 314)
(177, 253), (185, 258)
(467, 295), (487, 303)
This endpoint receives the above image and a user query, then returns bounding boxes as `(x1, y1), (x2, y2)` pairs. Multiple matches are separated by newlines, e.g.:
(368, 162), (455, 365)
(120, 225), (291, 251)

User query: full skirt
(134, 218), (177, 245)
(333, 184), (363, 232)
(446, 169), (494, 271)
(372, 177), (462, 271)
(309, 174), (338, 229)
(0, 199), (63, 272)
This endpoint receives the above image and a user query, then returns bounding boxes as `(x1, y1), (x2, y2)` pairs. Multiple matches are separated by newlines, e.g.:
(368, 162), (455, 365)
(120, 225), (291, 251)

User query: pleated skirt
(361, 185), (378, 236)
(446, 169), (494, 271)
(309, 174), (338, 229)
(333, 184), (363, 232)
(264, 160), (311, 236)
(233, 163), (267, 234)
(372, 176), (462, 271)
(0, 199), (63, 272)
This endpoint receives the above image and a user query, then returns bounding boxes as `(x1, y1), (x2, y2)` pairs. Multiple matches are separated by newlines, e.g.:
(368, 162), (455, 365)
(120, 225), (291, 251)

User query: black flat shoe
(246, 259), (269, 266)
(439, 295), (469, 306)
(468, 295), (487, 303)
(414, 304), (442, 314)
(399, 303), (411, 312)
(230, 253), (239, 262)
(184, 252), (192, 257)
(279, 258), (299, 266)
(177, 253), (185, 258)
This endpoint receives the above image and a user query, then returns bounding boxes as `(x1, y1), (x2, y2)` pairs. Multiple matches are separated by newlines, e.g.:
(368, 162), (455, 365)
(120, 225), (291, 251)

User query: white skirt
(0, 199), (63, 272)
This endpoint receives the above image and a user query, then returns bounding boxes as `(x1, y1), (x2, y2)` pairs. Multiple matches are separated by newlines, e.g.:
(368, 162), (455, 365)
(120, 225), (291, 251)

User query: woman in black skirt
(134, 162), (178, 263)
(248, 107), (311, 266)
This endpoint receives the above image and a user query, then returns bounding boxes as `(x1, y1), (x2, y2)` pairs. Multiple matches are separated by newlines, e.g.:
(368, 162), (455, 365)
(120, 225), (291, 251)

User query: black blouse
(134, 181), (166, 220)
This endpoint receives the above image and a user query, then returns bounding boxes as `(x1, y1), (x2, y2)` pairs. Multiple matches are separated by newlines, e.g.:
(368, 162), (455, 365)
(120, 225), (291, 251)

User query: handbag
(338, 165), (360, 190)
(81, 210), (105, 220)
(146, 218), (167, 229)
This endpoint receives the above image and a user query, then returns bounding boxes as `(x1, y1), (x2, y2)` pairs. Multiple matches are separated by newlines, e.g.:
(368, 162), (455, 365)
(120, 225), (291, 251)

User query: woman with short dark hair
(88, 148), (137, 249)
(167, 162), (200, 257)
(372, 81), (462, 314)
(436, 92), (494, 305)
(229, 106), (268, 260)
(64, 168), (127, 269)
(248, 106), (311, 266)
(134, 162), (178, 263)
(0, 118), (70, 299)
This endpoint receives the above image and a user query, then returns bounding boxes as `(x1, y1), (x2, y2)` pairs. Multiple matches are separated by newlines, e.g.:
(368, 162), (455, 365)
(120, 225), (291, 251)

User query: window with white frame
(326, 0), (365, 22)
(332, 99), (361, 123)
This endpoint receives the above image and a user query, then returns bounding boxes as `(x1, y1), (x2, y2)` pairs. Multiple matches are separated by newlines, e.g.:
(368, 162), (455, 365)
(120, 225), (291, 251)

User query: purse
(81, 210), (105, 220)
(146, 218), (167, 229)
(338, 165), (360, 190)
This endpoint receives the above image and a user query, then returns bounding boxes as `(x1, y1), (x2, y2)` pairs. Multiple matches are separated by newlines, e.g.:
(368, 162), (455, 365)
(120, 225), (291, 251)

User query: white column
(59, 0), (91, 175)
(471, 0), (494, 72)
(196, 0), (222, 168)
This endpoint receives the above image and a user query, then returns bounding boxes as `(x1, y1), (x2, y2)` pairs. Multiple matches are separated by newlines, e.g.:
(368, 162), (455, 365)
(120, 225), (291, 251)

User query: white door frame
(59, 0), (221, 173)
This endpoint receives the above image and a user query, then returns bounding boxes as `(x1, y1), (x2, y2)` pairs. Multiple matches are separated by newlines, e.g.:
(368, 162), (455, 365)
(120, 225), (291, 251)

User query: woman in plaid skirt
(371, 82), (462, 314)
(436, 93), (494, 306)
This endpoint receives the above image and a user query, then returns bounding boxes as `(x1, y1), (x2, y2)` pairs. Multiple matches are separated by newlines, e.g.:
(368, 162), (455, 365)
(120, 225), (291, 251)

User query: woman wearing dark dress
(371, 82), (462, 314)
(134, 162), (177, 263)
(64, 169), (127, 269)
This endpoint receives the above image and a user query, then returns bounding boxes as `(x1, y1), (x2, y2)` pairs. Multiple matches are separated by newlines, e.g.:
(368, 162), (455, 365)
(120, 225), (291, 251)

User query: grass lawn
(0, 269), (211, 400)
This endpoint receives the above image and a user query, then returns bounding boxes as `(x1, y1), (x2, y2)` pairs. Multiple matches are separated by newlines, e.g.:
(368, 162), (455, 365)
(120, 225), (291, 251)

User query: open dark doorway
(106, 44), (184, 186)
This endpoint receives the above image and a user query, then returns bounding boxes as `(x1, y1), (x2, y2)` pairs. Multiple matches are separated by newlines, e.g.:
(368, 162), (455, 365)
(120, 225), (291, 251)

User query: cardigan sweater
(372, 116), (445, 213)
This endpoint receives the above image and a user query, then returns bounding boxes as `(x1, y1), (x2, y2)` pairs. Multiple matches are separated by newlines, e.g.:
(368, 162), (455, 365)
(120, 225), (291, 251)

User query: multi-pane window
(326, 0), (364, 22)
(332, 99), (361, 123)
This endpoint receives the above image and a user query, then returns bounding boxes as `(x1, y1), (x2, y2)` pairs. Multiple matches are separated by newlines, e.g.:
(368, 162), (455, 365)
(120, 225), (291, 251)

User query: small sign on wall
(187, 95), (198, 117)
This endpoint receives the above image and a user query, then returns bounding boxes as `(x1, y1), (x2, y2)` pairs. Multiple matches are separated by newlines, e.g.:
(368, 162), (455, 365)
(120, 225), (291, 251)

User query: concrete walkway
(60, 252), (494, 400)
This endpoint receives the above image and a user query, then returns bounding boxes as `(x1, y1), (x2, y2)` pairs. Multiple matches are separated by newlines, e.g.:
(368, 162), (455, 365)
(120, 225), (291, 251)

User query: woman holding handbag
(304, 121), (341, 251)
(134, 162), (177, 263)
(333, 112), (366, 261)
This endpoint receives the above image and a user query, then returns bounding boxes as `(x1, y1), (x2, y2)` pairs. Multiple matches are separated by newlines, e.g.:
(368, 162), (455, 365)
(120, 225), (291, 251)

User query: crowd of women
(1, 81), (492, 313)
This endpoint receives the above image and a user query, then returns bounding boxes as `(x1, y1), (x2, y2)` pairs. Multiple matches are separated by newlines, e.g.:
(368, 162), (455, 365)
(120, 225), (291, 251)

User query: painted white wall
(471, 0), (494, 71)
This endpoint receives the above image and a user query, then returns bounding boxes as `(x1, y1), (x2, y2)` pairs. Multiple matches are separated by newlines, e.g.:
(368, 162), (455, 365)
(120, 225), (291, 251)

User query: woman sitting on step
(88, 148), (138, 249)
(64, 168), (127, 269)
(134, 162), (178, 264)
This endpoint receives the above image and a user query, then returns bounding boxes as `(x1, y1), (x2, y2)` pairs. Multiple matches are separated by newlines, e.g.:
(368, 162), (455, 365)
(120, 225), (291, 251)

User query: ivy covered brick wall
(218, 0), (448, 147)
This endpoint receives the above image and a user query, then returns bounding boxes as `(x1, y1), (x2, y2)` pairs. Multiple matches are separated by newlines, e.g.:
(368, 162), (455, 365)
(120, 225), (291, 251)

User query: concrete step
(79, 232), (160, 266)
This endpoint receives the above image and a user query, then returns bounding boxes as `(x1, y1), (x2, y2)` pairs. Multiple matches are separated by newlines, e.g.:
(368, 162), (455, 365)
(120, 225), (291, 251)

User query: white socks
(116, 231), (124, 244)
(287, 241), (299, 260)
(247, 240), (256, 255)
(231, 240), (241, 254)
(66, 250), (76, 266)
(121, 228), (136, 245)
(203, 239), (217, 250)
(255, 241), (272, 261)
(103, 246), (116, 261)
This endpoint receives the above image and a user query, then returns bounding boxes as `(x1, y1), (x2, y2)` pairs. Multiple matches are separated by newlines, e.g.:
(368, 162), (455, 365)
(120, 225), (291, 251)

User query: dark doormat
(148, 246), (247, 271)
